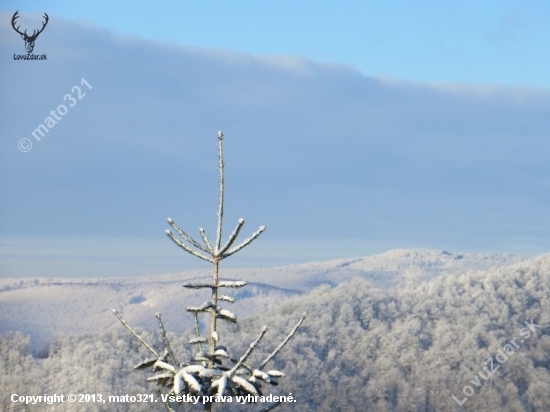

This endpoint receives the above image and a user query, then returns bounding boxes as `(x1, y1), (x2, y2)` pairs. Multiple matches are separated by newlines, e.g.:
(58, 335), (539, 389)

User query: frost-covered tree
(114, 131), (306, 412)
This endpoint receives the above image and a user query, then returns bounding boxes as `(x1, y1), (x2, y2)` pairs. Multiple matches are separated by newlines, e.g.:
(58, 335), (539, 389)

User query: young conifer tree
(114, 131), (306, 412)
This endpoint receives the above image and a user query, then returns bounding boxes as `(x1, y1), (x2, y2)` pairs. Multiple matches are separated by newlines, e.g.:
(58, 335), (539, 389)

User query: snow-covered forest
(2, 251), (549, 411)
(2, 3), (549, 411)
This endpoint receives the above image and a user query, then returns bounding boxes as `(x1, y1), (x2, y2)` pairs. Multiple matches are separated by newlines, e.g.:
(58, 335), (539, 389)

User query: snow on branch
(156, 312), (177, 366)
(218, 218), (245, 255)
(217, 280), (247, 288)
(219, 295), (236, 303)
(187, 301), (214, 313)
(215, 131), (225, 253)
(189, 338), (207, 346)
(217, 309), (237, 323)
(165, 230), (213, 262)
(199, 227), (213, 253)
(228, 326), (268, 377)
(221, 225), (266, 259)
(231, 375), (259, 396)
(134, 358), (158, 371)
(192, 312), (204, 355)
(113, 309), (158, 357)
(182, 281), (246, 290)
(182, 282), (214, 289)
(167, 218), (211, 254)
(258, 312), (307, 371)
(212, 374), (228, 397)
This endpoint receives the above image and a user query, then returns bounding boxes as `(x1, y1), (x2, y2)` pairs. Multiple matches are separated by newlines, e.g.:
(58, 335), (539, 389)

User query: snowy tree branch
(199, 227), (213, 253)
(228, 326), (268, 377)
(215, 131), (224, 253)
(166, 230), (213, 262)
(113, 309), (158, 357)
(156, 313), (177, 366)
(218, 218), (245, 255)
(258, 312), (307, 371)
(167, 218), (211, 254)
(183, 282), (214, 289)
(217, 281), (246, 288)
(221, 225), (266, 259)
(192, 312), (204, 355)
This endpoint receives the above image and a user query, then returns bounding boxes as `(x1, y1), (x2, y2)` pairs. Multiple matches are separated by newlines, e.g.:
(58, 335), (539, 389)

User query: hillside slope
(0, 249), (526, 349)
(232, 254), (550, 411)
(1, 251), (549, 411)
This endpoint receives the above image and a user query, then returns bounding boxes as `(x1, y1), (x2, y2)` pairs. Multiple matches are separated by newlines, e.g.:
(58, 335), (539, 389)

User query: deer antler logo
(11, 11), (49, 54)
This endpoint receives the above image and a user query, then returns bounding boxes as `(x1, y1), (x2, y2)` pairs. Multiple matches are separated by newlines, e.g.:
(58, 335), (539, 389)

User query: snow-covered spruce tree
(114, 131), (306, 412)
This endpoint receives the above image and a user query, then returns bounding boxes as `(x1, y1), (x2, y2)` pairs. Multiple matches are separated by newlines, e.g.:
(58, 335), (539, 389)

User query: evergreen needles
(114, 131), (306, 411)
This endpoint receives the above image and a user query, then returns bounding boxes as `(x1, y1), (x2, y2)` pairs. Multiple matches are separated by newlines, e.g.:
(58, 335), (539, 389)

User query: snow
(181, 371), (201, 392)
(182, 365), (205, 374)
(182, 282), (212, 289)
(214, 349), (229, 358)
(252, 369), (271, 381)
(231, 375), (258, 395)
(187, 301), (213, 312)
(154, 361), (176, 374)
(0, 249), (534, 351)
(134, 358), (157, 370)
(174, 372), (183, 394)
(218, 281), (246, 288)
(147, 372), (173, 382)
(188, 337), (207, 344)
(218, 309), (236, 320)
(213, 375), (227, 396)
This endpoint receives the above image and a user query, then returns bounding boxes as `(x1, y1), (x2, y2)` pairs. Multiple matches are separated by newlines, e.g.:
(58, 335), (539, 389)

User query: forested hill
(0, 249), (526, 349)
(1, 252), (549, 411)
(230, 254), (550, 411)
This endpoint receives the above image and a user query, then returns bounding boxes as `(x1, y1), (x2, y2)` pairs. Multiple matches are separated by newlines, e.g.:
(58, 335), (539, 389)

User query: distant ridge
(0, 249), (531, 350)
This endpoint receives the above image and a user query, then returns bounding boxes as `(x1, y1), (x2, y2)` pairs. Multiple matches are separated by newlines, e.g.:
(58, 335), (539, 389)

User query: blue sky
(3, 0), (550, 87)
(1, 2), (549, 277)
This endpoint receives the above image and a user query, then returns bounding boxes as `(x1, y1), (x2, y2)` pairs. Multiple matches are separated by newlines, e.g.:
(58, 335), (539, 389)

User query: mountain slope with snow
(1, 249), (549, 411)
(0, 249), (531, 350)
